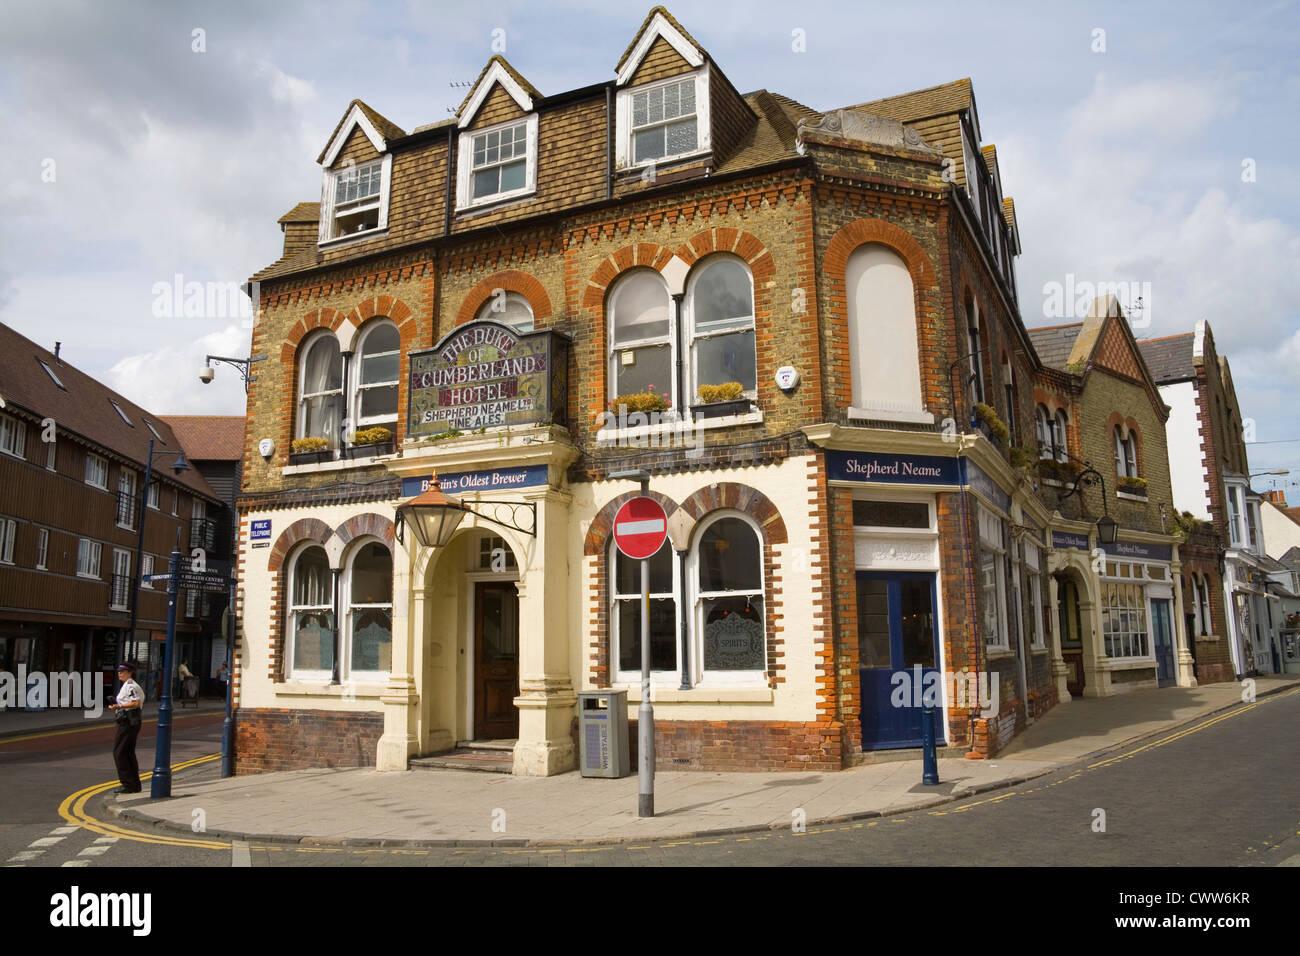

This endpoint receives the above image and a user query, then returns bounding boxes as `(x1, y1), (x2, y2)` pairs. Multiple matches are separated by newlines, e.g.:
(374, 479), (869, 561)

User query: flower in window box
(973, 403), (1010, 445)
(351, 426), (393, 446)
(610, 391), (670, 414)
(697, 382), (745, 404)
(1118, 476), (1148, 494)
(291, 437), (329, 453)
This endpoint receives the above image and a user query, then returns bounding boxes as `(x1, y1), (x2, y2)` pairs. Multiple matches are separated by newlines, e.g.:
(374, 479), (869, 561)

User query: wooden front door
(857, 571), (941, 750)
(474, 582), (519, 739)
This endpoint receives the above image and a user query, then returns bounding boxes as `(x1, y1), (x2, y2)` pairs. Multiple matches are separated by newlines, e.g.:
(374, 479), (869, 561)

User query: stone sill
(1116, 490), (1149, 502)
(595, 410), (762, 444)
(1193, 633), (1221, 642)
(847, 406), (935, 425)
(621, 684), (773, 703)
(985, 648), (1016, 660)
(1104, 658), (1157, 671)
(274, 680), (388, 698)
(317, 227), (389, 251)
(283, 454), (394, 476)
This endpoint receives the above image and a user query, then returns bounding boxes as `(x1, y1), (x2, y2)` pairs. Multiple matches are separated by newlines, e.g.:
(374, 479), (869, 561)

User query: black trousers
(112, 719), (142, 791)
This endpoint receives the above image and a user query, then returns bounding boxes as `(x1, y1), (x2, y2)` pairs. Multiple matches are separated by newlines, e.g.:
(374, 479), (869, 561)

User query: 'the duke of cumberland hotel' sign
(407, 321), (570, 437)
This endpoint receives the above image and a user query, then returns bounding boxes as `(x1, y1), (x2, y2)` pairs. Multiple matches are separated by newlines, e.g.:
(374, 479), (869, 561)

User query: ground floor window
(1102, 580), (1149, 659)
(977, 504), (1009, 650)
(1024, 541), (1046, 649)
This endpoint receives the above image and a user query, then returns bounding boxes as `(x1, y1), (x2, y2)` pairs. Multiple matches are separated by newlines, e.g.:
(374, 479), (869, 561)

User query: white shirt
(116, 678), (144, 708)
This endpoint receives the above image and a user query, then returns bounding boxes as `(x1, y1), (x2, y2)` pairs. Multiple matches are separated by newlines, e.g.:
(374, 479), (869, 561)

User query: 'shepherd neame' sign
(407, 321), (569, 437)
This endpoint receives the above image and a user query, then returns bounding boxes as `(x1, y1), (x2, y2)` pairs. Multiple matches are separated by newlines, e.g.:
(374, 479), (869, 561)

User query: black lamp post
(125, 439), (190, 661)
(1060, 464), (1119, 546)
(395, 476), (537, 546)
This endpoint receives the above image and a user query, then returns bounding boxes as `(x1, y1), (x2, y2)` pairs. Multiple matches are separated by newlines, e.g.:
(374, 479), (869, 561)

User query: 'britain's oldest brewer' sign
(407, 321), (569, 438)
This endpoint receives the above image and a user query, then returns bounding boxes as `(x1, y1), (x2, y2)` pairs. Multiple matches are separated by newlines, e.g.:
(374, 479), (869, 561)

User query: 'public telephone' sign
(613, 497), (668, 560)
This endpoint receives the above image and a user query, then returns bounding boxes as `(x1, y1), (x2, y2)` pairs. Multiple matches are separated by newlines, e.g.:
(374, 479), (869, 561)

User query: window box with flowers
(290, 437), (332, 465)
(973, 402), (1010, 447)
(1036, 458), (1082, 487)
(1117, 476), (1148, 500)
(346, 426), (395, 460)
(690, 382), (753, 421)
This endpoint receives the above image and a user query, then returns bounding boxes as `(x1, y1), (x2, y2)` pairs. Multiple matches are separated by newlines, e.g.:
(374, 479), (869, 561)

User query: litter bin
(578, 689), (629, 778)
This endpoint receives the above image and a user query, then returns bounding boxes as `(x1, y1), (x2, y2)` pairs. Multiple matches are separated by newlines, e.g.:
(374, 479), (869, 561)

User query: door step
(456, 738), (516, 751)
(412, 742), (516, 774)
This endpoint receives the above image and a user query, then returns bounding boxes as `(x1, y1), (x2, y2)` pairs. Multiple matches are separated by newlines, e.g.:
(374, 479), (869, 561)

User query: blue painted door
(1152, 598), (1175, 687)
(857, 571), (942, 749)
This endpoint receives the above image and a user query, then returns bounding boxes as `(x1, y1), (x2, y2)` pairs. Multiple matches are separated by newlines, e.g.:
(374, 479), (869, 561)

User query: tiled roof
(457, 55), (543, 119)
(1028, 323), (1084, 370)
(0, 322), (219, 500)
(1279, 545), (1300, 567)
(1001, 197), (1016, 229)
(1137, 333), (1196, 383)
(277, 202), (319, 224)
(848, 78), (974, 124)
(159, 416), (245, 462)
(316, 99), (406, 165)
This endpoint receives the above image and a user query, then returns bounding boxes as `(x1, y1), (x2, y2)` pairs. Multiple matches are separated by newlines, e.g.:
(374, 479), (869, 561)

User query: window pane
(473, 167), (501, 199)
(702, 596), (764, 670)
(899, 579), (935, 668)
(293, 611), (335, 672)
(362, 323), (399, 357)
(614, 344), (671, 398)
(477, 291), (534, 331)
(612, 272), (669, 343)
(852, 500), (929, 528)
(615, 543), (672, 595)
(693, 259), (752, 332)
(301, 394), (343, 444)
(698, 518), (761, 592)
(361, 350), (399, 385)
(304, 336), (342, 392)
(359, 385), (398, 419)
(679, 79), (695, 113)
(665, 117), (698, 154)
(647, 86), (663, 123)
(857, 579), (891, 668)
(293, 548), (331, 606)
(634, 127), (665, 162)
(618, 598), (677, 671)
(694, 329), (756, 391)
(351, 543), (392, 604)
(499, 159), (526, 192)
(351, 608), (392, 672)
(632, 92), (648, 127)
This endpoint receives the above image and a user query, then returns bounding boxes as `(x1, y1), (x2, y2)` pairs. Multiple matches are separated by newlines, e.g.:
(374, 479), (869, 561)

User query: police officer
(107, 661), (144, 793)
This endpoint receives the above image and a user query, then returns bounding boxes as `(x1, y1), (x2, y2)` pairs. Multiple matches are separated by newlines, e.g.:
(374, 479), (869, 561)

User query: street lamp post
(125, 438), (190, 663)
(150, 534), (183, 799)
(1060, 464), (1119, 545)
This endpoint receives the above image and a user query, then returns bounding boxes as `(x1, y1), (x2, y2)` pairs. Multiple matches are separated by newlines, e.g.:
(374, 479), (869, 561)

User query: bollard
(921, 705), (940, 785)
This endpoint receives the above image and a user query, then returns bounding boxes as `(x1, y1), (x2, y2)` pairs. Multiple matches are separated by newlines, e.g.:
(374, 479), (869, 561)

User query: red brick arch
(678, 481), (788, 545)
(825, 218), (937, 290)
(267, 518), (333, 573)
(674, 228), (776, 284)
(280, 308), (345, 360)
(334, 512), (396, 549)
(344, 293), (414, 331)
(456, 270), (555, 328)
(581, 242), (678, 311)
(584, 490), (680, 556)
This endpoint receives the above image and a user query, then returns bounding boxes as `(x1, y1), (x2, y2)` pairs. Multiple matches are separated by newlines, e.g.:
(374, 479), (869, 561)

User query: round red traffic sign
(612, 496), (668, 560)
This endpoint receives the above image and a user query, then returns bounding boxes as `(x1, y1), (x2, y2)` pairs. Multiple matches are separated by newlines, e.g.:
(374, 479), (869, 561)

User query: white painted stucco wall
(1158, 381), (1212, 520)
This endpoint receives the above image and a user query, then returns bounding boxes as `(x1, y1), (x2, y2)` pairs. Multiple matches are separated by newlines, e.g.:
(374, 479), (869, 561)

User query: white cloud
(103, 324), (249, 416)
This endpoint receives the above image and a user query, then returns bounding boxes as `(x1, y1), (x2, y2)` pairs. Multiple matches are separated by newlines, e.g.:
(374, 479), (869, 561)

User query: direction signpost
(612, 493), (668, 818)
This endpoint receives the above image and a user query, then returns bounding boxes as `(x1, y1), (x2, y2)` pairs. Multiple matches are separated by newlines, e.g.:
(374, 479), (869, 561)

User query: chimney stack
(54, 342), (61, 365)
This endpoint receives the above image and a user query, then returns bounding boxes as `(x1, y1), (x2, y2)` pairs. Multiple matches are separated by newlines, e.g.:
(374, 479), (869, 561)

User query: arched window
(288, 545), (334, 679)
(1198, 574), (1213, 635)
(475, 291), (534, 332)
(846, 244), (923, 417)
(352, 321), (399, 433)
(346, 541), (393, 678)
(1114, 426), (1138, 478)
(610, 539), (678, 678)
(1035, 405), (1052, 459)
(608, 270), (672, 408)
(686, 256), (756, 401)
(1052, 410), (1069, 463)
(298, 333), (343, 448)
(695, 513), (765, 677)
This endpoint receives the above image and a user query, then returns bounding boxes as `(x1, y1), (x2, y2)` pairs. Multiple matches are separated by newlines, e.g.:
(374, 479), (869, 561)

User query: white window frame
(351, 319), (401, 432)
(1227, 484), (1245, 546)
(286, 543), (335, 682)
(45, 434), (56, 471)
(977, 503), (1010, 651)
(342, 537), (394, 683)
(1052, 410), (1069, 463)
(0, 413), (25, 459)
(147, 481), (160, 510)
(456, 115), (538, 211)
(475, 291), (535, 332)
(1025, 541), (1046, 649)
(684, 255), (757, 407)
(615, 67), (712, 170)
(0, 519), (15, 564)
(318, 154), (393, 246)
(607, 269), (675, 411)
(111, 549), (131, 610)
(1114, 427), (1138, 478)
(610, 539), (680, 686)
(690, 510), (767, 686)
(116, 468), (137, 530)
(297, 332), (344, 449)
(36, 527), (48, 569)
(1035, 406), (1052, 460)
(141, 553), (154, 589)
(1099, 563), (1154, 662)
(85, 453), (108, 490)
(77, 538), (102, 579)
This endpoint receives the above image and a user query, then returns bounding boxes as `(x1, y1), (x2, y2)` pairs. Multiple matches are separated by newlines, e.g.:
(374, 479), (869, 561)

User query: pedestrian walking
(108, 661), (144, 793)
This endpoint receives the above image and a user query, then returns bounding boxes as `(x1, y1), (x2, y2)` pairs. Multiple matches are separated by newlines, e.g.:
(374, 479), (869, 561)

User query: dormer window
(457, 116), (538, 210)
(617, 70), (711, 170)
(334, 160), (383, 233)
(316, 101), (398, 247)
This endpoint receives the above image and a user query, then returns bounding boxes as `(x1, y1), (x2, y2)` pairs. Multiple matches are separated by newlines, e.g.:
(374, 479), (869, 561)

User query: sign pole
(150, 532), (182, 799)
(639, 547), (654, 817)
(220, 579), (235, 778)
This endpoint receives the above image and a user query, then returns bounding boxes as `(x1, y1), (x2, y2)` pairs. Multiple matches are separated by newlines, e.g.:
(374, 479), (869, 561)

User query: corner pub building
(232, 7), (1189, 775)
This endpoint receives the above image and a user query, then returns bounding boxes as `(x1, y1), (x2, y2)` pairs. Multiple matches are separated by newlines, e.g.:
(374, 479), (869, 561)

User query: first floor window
(1035, 406), (1052, 459)
(471, 121), (528, 200)
(36, 528), (48, 569)
(289, 545), (334, 678)
(608, 269), (672, 408)
(147, 481), (160, 509)
(141, 553), (154, 589)
(77, 538), (102, 578)
(1114, 427), (1138, 478)
(298, 333), (344, 450)
(631, 76), (698, 163)
(111, 550), (131, 609)
(475, 291), (534, 332)
(977, 504), (1008, 650)
(0, 519), (15, 563)
(688, 256), (756, 400)
(1102, 581), (1149, 659)
(353, 320), (400, 430)
(1025, 543), (1045, 649)
(0, 414), (25, 458)
(117, 468), (138, 529)
(85, 453), (108, 489)
(1052, 410), (1069, 462)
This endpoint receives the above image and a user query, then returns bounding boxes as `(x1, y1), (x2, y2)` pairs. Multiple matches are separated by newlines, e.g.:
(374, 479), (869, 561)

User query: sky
(1, 0), (1297, 498)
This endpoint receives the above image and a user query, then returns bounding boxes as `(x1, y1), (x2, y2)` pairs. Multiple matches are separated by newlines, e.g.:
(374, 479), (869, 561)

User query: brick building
(232, 7), (1192, 775)
(1138, 321), (1272, 678)
(0, 323), (225, 703)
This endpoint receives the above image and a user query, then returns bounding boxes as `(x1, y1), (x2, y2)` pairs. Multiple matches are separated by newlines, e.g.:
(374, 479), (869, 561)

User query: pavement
(110, 675), (1299, 847)
(0, 696), (229, 739)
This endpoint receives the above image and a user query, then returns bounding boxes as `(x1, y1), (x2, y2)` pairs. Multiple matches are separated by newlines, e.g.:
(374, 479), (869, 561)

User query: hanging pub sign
(407, 321), (570, 438)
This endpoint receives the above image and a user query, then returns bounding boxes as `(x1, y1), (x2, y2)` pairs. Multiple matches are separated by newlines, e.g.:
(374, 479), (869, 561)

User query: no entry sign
(613, 496), (668, 560)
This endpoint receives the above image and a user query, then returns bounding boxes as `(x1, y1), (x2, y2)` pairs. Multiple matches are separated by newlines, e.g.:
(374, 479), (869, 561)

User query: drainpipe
(672, 292), (685, 415)
(605, 85), (614, 200)
(677, 549), (691, 690)
(331, 569), (342, 685)
(444, 126), (454, 236)
(957, 450), (983, 752)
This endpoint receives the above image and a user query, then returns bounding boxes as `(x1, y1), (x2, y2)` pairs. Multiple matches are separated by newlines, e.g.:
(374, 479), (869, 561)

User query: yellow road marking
(3, 712), (220, 745)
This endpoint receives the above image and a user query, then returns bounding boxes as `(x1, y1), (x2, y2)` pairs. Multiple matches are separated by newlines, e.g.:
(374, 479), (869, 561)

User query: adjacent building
(0, 322), (225, 701)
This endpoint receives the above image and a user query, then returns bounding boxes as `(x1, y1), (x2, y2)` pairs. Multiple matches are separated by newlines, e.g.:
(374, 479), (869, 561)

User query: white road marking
(60, 860), (90, 867)
(232, 840), (251, 867)
(51, 826), (78, 835)
(77, 845), (111, 857)
(93, 836), (119, 845)
(6, 851), (42, 862)
(29, 836), (65, 847)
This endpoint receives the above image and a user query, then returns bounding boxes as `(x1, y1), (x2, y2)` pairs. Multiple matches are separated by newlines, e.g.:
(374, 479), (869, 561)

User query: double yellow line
(58, 753), (231, 850)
